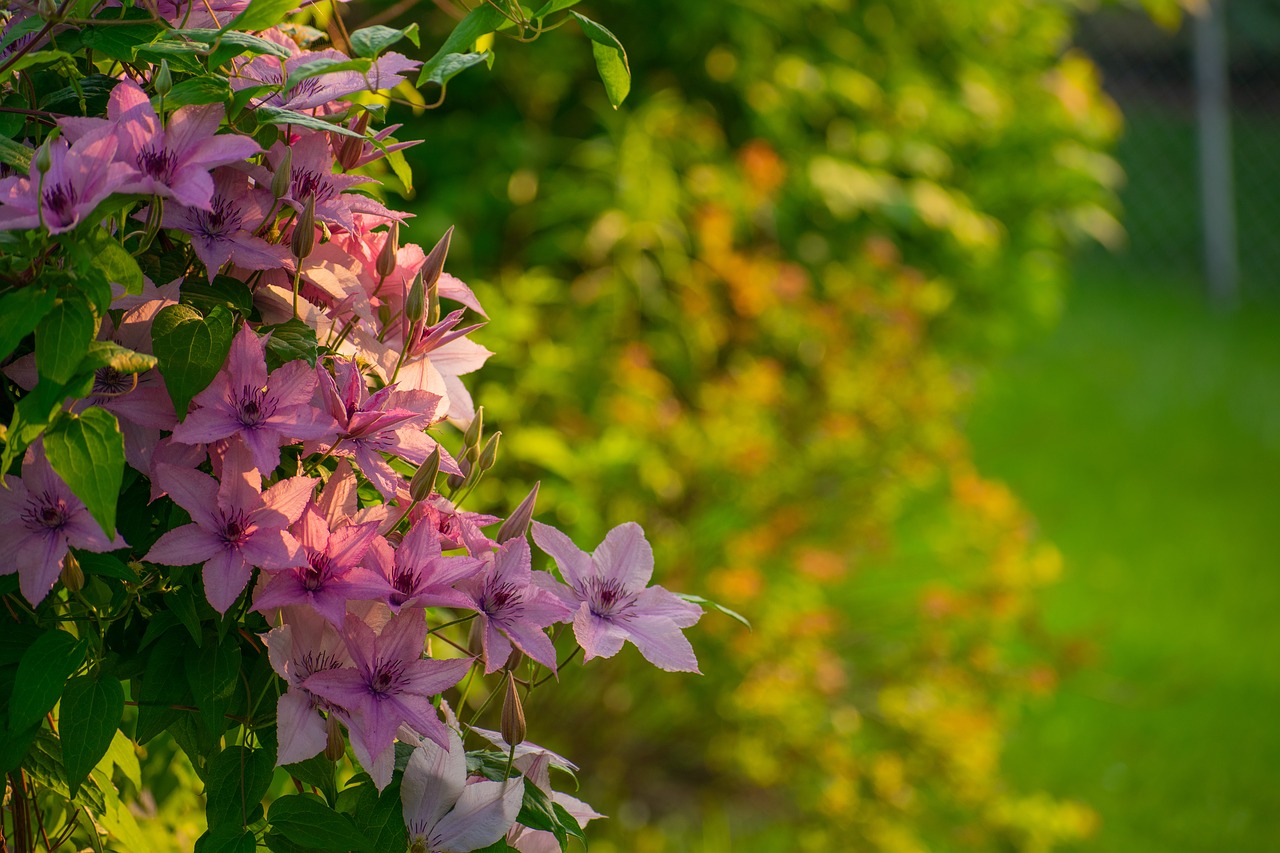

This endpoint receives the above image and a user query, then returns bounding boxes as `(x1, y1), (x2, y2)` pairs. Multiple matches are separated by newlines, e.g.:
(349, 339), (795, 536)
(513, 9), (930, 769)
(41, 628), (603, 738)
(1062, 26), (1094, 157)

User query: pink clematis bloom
(362, 518), (484, 613)
(252, 502), (384, 626)
(303, 609), (472, 782)
(0, 442), (124, 606)
(401, 726), (525, 853)
(169, 325), (337, 474)
(152, 0), (249, 28)
(454, 537), (573, 674)
(61, 79), (259, 211)
(531, 522), (703, 673)
(506, 753), (604, 853)
(163, 167), (291, 280)
(231, 33), (419, 112)
(0, 132), (132, 234)
(264, 606), (352, 766)
(144, 440), (315, 612)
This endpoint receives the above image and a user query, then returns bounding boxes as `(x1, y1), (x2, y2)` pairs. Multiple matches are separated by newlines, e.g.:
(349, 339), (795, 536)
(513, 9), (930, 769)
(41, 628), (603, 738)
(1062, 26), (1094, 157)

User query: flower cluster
(0, 3), (697, 850)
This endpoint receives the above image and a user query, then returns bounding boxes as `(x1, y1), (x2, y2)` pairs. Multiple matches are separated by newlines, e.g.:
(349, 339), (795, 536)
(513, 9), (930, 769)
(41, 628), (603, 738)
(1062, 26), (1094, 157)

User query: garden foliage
(0, 1), (704, 851)
(400, 0), (1121, 848)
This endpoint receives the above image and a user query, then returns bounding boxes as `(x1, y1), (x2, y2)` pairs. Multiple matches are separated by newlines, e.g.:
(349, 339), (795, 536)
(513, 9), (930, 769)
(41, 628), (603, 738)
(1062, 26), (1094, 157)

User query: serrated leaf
(135, 629), (193, 744)
(350, 778), (405, 852)
(282, 56), (373, 95)
(151, 303), (235, 420)
(533, 0), (583, 17)
(60, 673), (124, 797)
(36, 293), (95, 384)
(570, 13), (630, 108)
(206, 745), (275, 832)
(45, 406), (125, 538)
(674, 593), (751, 630)
(9, 630), (87, 731)
(268, 794), (373, 852)
(254, 105), (365, 138)
(188, 631), (239, 736)
(282, 755), (337, 806)
(421, 51), (490, 89)
(263, 318), (318, 370)
(74, 550), (138, 580)
(219, 0), (298, 35)
(162, 75), (233, 109)
(0, 286), (56, 363)
(349, 23), (419, 58)
(416, 6), (508, 88)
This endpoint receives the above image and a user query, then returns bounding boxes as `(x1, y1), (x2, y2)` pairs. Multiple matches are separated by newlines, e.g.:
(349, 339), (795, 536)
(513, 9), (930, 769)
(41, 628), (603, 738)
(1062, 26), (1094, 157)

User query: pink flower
(152, 0), (249, 28)
(231, 36), (419, 112)
(531, 522), (703, 673)
(264, 606), (351, 766)
(0, 442), (124, 606)
(144, 440), (315, 612)
(0, 133), (132, 234)
(163, 167), (290, 280)
(362, 518), (484, 612)
(506, 753), (604, 853)
(170, 325), (337, 474)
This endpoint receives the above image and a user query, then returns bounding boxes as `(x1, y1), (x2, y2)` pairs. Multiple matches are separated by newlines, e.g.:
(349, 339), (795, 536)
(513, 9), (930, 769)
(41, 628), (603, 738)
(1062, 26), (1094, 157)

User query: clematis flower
(0, 132), (133, 234)
(531, 522), (703, 673)
(163, 167), (290, 280)
(361, 518), (484, 612)
(303, 609), (472, 779)
(252, 503), (384, 626)
(0, 442), (124, 606)
(231, 33), (419, 112)
(453, 537), (573, 674)
(144, 440), (315, 612)
(506, 753), (604, 853)
(61, 79), (259, 211)
(152, 0), (249, 28)
(170, 325), (337, 474)
(264, 606), (351, 766)
(401, 726), (524, 853)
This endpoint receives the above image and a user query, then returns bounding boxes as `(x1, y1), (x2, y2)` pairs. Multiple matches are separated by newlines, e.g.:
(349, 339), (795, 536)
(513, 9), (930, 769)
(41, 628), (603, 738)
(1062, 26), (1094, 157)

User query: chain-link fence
(1075, 1), (1280, 298)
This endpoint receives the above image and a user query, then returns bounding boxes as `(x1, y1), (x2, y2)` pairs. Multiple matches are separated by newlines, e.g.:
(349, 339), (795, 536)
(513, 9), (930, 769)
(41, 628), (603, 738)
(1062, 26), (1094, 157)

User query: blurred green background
(377, 0), (1278, 849)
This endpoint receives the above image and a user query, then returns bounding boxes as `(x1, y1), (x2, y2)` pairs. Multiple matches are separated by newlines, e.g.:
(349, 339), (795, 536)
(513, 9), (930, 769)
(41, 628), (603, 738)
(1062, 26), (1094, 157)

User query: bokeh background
(371, 0), (1279, 849)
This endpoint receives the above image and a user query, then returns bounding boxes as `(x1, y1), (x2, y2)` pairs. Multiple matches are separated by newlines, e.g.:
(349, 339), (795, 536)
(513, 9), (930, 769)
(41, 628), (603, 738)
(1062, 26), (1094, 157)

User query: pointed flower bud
(420, 226), (454, 291)
(60, 552), (84, 593)
(426, 273), (440, 326)
(409, 446), (441, 502)
(446, 458), (469, 493)
(478, 431), (500, 472)
(37, 0), (61, 23)
(376, 221), (399, 279)
(290, 195), (316, 261)
(463, 407), (484, 454)
(501, 671), (526, 747)
(496, 482), (540, 544)
(272, 146), (293, 202)
(324, 714), (345, 761)
(34, 136), (53, 174)
(337, 110), (372, 172)
(155, 60), (173, 97)
(405, 269), (425, 325)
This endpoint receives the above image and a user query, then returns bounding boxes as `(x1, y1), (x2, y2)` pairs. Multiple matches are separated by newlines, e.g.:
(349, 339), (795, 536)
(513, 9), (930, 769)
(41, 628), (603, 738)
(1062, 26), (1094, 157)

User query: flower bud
(405, 269), (425, 325)
(377, 303), (393, 328)
(324, 714), (345, 761)
(60, 552), (84, 593)
(467, 618), (483, 659)
(35, 137), (53, 175)
(37, 0), (61, 22)
(155, 60), (173, 98)
(272, 146), (293, 202)
(426, 273), (440, 327)
(290, 195), (316, 261)
(409, 446), (441, 502)
(420, 226), (453, 291)
(496, 482), (540, 544)
(478, 431), (500, 472)
(501, 671), (526, 747)
(462, 407), (484, 454)
(375, 222), (399, 279)
(446, 458), (469, 492)
(337, 111), (372, 172)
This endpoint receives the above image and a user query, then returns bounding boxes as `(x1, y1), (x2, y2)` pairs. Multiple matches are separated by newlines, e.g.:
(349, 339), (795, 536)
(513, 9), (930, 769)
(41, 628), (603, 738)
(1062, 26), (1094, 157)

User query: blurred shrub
(396, 0), (1120, 848)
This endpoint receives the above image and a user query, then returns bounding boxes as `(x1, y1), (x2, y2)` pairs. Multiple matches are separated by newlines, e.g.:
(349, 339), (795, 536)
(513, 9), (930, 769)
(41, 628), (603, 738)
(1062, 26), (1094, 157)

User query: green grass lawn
(967, 269), (1280, 850)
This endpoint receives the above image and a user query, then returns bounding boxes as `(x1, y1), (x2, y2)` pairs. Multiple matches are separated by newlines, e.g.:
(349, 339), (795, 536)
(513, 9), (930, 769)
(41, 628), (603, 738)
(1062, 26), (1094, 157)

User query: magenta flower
(170, 325), (337, 474)
(531, 522), (703, 673)
(0, 442), (124, 606)
(232, 38), (419, 112)
(454, 538), (573, 674)
(153, 0), (249, 28)
(362, 518), (484, 612)
(144, 440), (315, 612)
(163, 167), (290, 280)
(264, 606), (351, 766)
(252, 503), (384, 626)
(61, 79), (259, 210)
(407, 496), (499, 552)
(303, 609), (471, 766)
(0, 132), (133, 234)
(401, 726), (524, 853)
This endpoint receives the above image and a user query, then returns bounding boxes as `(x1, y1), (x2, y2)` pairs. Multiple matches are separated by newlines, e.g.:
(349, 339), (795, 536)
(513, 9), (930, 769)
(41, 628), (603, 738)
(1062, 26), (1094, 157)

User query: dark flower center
(368, 659), (407, 697)
(23, 491), (69, 531)
(192, 195), (243, 240)
(586, 577), (635, 620)
(219, 511), (250, 546)
(480, 581), (524, 621)
(236, 385), (274, 427)
(93, 366), (134, 396)
(42, 183), (77, 227)
(390, 567), (417, 607)
(138, 145), (178, 181)
(291, 169), (336, 203)
(302, 554), (331, 591)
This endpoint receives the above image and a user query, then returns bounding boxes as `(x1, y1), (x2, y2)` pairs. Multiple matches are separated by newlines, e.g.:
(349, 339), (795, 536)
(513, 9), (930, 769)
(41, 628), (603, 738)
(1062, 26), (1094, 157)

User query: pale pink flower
(0, 132), (132, 234)
(507, 753), (604, 853)
(361, 518), (484, 613)
(163, 167), (290, 280)
(264, 606), (351, 766)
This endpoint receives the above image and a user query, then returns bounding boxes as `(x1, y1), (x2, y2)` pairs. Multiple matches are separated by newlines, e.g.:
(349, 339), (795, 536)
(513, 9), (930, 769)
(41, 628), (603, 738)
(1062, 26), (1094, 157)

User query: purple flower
(170, 325), (337, 474)
(401, 726), (525, 853)
(531, 522), (703, 673)
(303, 609), (472, 777)
(152, 0), (249, 28)
(144, 440), (315, 612)
(454, 538), (573, 674)
(232, 41), (419, 112)
(264, 606), (351, 766)
(0, 133), (133, 234)
(362, 518), (484, 612)
(251, 503), (384, 626)
(61, 79), (259, 210)
(0, 442), (124, 606)
(163, 167), (291, 280)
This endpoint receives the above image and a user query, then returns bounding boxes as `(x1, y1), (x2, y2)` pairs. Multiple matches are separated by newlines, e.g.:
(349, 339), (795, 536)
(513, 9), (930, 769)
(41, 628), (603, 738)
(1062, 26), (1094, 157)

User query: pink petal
(571, 607), (627, 662)
(204, 547), (253, 613)
(16, 531), (68, 606)
(153, 464), (220, 528)
(260, 476), (317, 526)
(275, 690), (327, 766)
(145, 524), (222, 566)
(431, 778), (524, 852)
(402, 730), (467, 834)
(620, 614), (700, 674)
(592, 522), (653, 590)
(531, 522), (593, 591)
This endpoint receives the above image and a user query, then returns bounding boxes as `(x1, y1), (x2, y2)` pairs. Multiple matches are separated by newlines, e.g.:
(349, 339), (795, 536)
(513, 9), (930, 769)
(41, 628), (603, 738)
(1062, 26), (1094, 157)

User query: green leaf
(268, 794), (373, 852)
(282, 56), (373, 96)
(135, 629), (193, 744)
(79, 21), (164, 62)
(553, 801), (588, 847)
(219, 0), (298, 35)
(421, 52), (490, 90)
(0, 286), (56, 363)
(570, 13), (630, 108)
(0, 375), (86, 474)
(533, 0), (583, 18)
(40, 74), (120, 115)
(0, 135), (33, 170)
(68, 229), (144, 295)
(94, 728), (141, 791)
(171, 586), (205, 647)
(79, 341), (158, 376)
(162, 75), (232, 109)
(206, 745), (275, 832)
(9, 630), (87, 732)
(75, 550), (138, 580)
(36, 293), (95, 384)
(416, 5), (508, 88)
(349, 23), (419, 58)
(674, 592), (751, 630)
(174, 29), (293, 66)
(60, 673), (124, 797)
(262, 318), (318, 370)
(151, 303), (235, 420)
(196, 827), (257, 853)
(254, 105), (366, 138)
(188, 631), (239, 736)
(282, 755), (336, 807)
(181, 274), (257, 318)
(45, 407), (125, 539)
(349, 779), (406, 852)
